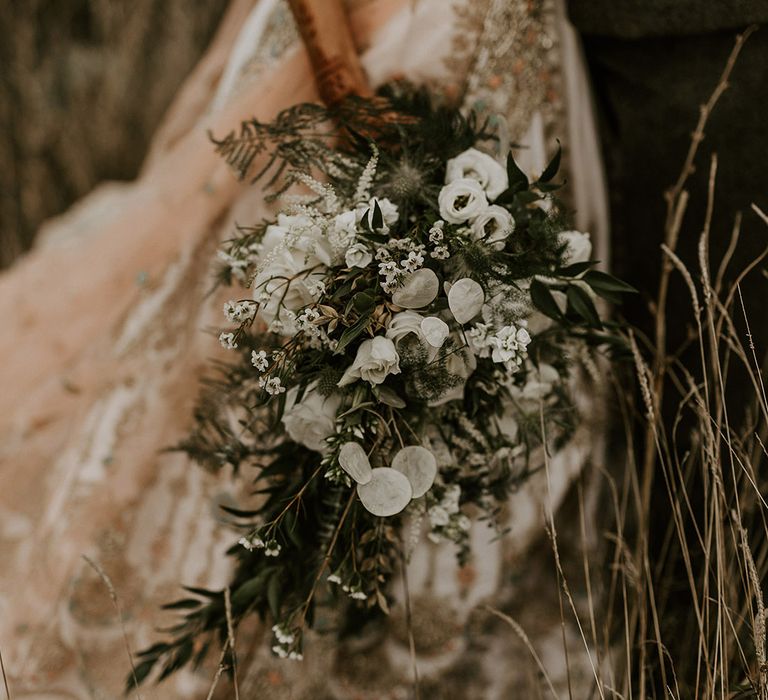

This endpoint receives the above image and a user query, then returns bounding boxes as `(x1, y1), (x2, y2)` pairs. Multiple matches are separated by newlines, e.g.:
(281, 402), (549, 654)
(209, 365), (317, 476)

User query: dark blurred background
(0, 0), (228, 268)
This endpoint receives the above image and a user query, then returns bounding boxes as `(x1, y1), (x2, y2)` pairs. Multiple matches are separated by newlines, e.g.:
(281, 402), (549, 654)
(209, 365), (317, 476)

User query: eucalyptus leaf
(357, 468), (413, 517)
(448, 278), (484, 324)
(391, 446), (437, 498)
(392, 269), (439, 309)
(339, 442), (373, 484)
(420, 316), (449, 347)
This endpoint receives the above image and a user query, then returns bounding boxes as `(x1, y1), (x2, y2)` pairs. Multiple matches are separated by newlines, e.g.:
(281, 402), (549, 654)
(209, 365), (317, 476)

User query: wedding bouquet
(134, 85), (632, 682)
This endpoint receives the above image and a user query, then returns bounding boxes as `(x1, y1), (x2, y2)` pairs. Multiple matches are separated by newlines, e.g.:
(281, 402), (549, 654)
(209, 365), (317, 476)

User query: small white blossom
(238, 535), (265, 551)
(428, 220), (445, 243)
(272, 624), (295, 645)
(327, 573), (342, 585)
(224, 300), (256, 323)
(251, 350), (269, 372)
(306, 279), (326, 299)
(264, 540), (281, 557)
(430, 245), (450, 260)
(259, 376), (287, 395)
(400, 250), (425, 273)
(219, 332), (238, 349)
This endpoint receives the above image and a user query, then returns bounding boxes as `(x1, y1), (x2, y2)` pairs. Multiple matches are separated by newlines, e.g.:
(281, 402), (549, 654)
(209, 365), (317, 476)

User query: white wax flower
(438, 178), (489, 223)
(338, 336), (401, 387)
(445, 147), (508, 200)
(471, 205), (515, 249)
(345, 242), (373, 268)
(282, 383), (341, 453)
(559, 230), (592, 265)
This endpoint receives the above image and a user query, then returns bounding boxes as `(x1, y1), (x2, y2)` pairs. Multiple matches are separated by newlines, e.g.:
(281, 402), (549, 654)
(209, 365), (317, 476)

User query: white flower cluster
(238, 533), (281, 557)
(327, 572), (368, 600)
(468, 322), (532, 372)
(258, 376), (286, 396)
(438, 148), (515, 249)
(223, 300), (256, 323)
(427, 484), (471, 543)
(375, 238), (426, 293)
(219, 332), (237, 349)
(428, 220), (450, 260)
(295, 307), (337, 350)
(271, 623), (303, 660)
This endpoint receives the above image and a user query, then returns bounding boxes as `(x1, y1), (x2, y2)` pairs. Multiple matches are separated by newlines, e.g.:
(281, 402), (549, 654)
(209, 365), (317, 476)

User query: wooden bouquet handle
(287, 0), (372, 106)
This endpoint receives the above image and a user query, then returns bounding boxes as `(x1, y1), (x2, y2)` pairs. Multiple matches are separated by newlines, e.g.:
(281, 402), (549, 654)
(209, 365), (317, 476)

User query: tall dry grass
(499, 25), (768, 700)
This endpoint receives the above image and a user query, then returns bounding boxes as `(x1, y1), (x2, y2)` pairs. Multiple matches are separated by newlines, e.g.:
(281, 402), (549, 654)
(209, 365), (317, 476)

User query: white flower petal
(420, 316), (449, 348)
(391, 446), (437, 498)
(448, 278), (485, 324)
(357, 468), (413, 516)
(392, 268), (439, 309)
(338, 442), (372, 484)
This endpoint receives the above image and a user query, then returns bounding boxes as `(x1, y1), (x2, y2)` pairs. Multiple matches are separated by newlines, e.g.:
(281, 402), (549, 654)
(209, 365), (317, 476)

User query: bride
(0, 0), (608, 697)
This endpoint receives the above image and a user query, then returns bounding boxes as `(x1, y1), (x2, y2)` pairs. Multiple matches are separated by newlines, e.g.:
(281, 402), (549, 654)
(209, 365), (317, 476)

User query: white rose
(559, 230), (592, 265)
(282, 384), (341, 453)
(331, 210), (358, 249)
(446, 147), (508, 200)
(357, 197), (399, 232)
(471, 205), (515, 249)
(338, 336), (401, 387)
(438, 178), (488, 224)
(345, 242), (373, 268)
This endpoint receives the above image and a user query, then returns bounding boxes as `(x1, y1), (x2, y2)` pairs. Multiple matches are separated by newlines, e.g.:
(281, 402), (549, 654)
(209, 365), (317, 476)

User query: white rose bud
(438, 178), (489, 224)
(471, 205), (515, 249)
(445, 147), (509, 200)
(345, 242), (373, 268)
(338, 336), (401, 387)
(282, 384), (341, 453)
(559, 230), (592, 265)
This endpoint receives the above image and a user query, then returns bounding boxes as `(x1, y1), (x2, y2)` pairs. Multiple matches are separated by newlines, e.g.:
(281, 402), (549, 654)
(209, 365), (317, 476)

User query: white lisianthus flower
(282, 383), (341, 453)
(438, 178), (488, 223)
(471, 205), (515, 249)
(559, 230), (592, 265)
(445, 147), (508, 200)
(345, 242), (373, 269)
(338, 336), (401, 387)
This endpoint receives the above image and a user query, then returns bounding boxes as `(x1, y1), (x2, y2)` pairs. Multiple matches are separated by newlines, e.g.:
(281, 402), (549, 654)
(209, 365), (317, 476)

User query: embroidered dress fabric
(0, 0), (607, 696)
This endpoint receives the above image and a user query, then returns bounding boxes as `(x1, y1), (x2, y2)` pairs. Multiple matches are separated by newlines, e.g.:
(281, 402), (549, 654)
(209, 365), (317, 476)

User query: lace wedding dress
(0, 1), (607, 697)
